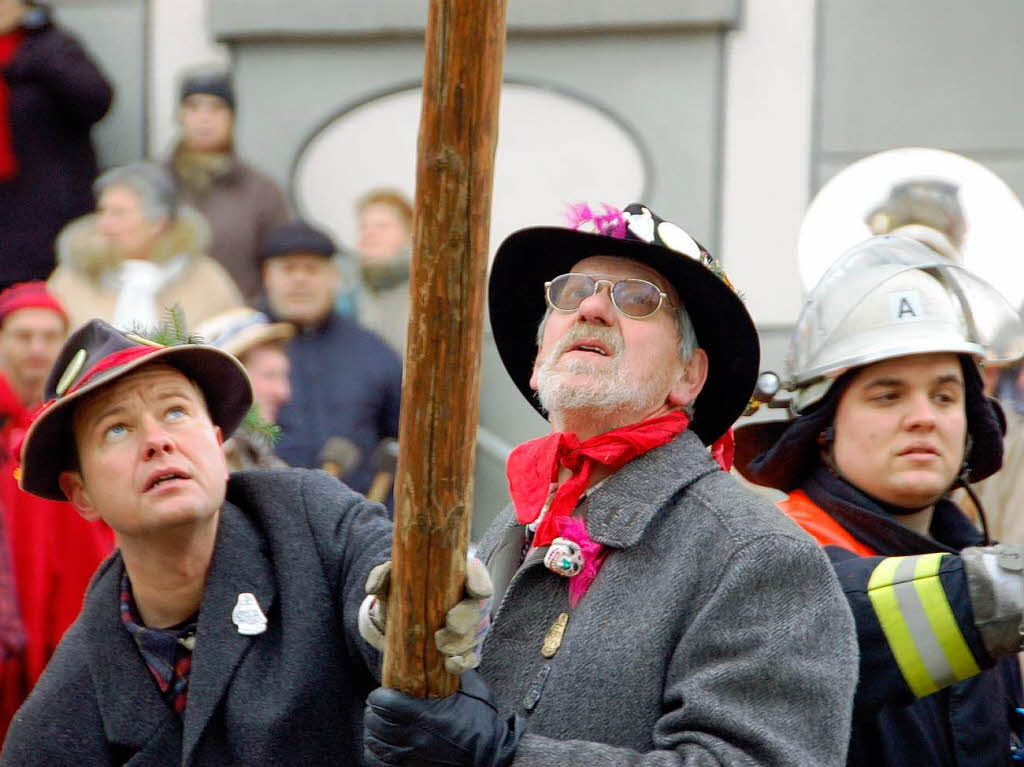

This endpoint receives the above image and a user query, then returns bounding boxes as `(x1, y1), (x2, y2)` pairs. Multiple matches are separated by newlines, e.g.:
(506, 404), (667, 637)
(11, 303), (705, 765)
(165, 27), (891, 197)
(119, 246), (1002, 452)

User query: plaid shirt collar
(119, 571), (197, 712)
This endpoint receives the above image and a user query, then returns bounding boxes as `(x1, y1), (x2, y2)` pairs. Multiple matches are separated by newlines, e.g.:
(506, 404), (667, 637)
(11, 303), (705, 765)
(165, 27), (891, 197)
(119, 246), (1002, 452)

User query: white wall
(145, 0), (816, 330)
(719, 0), (816, 327)
(147, 0), (229, 157)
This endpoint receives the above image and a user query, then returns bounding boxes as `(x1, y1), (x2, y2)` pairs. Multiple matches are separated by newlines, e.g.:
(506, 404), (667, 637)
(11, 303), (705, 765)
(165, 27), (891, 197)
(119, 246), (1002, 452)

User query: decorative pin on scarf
(232, 592), (267, 636)
(543, 538), (584, 577)
(541, 517), (608, 608)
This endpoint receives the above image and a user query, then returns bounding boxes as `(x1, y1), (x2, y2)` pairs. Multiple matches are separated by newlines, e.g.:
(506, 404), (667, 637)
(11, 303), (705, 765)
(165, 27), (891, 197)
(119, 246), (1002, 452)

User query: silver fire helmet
(786, 234), (1024, 414)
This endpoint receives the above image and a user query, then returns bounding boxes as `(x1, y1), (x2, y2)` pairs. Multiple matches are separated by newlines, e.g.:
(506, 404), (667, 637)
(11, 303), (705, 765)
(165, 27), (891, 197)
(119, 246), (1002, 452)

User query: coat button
(523, 664), (551, 711)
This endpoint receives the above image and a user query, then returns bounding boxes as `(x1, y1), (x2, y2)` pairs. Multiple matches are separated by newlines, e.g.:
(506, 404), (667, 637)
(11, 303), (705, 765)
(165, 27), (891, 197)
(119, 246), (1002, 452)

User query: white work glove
(961, 544), (1024, 658)
(358, 555), (493, 674)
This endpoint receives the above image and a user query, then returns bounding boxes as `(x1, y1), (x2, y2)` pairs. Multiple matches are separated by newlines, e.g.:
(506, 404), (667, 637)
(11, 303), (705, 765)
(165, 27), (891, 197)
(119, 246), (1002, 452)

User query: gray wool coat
(478, 431), (859, 766)
(0, 469), (391, 766)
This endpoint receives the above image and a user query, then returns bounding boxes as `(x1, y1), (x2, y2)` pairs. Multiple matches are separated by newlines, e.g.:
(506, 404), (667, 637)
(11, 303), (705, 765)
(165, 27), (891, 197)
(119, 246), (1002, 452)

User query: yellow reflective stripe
(868, 556), (937, 697)
(868, 554), (979, 698)
(912, 554), (980, 683)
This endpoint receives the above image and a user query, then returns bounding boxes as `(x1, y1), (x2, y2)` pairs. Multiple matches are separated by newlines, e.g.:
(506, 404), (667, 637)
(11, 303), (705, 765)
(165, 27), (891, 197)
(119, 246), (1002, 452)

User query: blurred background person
(957, 340), (1024, 544)
(167, 66), (289, 305)
(195, 306), (293, 471)
(48, 161), (243, 331)
(865, 179), (966, 262)
(0, 0), (112, 289)
(353, 188), (413, 356)
(261, 220), (402, 498)
(0, 282), (114, 736)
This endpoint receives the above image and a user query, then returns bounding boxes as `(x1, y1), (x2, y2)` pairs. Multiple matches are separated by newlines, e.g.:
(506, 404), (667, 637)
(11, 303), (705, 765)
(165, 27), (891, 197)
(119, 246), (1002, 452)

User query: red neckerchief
(506, 411), (691, 548)
(0, 30), (24, 182)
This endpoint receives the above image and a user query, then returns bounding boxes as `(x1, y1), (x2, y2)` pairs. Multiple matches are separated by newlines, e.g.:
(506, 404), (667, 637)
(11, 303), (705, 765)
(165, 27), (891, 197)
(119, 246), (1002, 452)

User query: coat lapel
(586, 431), (720, 548)
(481, 513), (525, 615)
(84, 557), (183, 758)
(180, 501), (277, 766)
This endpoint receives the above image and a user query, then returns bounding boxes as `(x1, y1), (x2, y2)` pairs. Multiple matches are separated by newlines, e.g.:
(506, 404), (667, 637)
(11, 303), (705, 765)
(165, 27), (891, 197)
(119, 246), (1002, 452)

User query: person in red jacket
(0, 282), (113, 734)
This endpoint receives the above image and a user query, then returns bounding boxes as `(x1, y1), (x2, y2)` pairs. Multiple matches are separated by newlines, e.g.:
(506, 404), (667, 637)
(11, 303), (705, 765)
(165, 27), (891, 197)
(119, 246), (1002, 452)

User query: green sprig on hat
(129, 305), (204, 347)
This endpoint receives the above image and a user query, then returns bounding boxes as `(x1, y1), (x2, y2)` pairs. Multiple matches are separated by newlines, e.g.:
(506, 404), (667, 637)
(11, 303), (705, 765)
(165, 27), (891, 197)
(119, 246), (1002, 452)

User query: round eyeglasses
(544, 273), (674, 319)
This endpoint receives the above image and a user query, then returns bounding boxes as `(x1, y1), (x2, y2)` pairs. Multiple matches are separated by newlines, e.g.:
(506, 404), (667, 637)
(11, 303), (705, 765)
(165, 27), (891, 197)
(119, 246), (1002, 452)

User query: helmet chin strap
(954, 432), (992, 545)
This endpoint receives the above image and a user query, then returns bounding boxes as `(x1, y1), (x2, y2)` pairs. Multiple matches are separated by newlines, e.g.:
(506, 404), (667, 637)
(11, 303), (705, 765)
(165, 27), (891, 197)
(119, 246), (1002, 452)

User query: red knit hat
(0, 282), (68, 328)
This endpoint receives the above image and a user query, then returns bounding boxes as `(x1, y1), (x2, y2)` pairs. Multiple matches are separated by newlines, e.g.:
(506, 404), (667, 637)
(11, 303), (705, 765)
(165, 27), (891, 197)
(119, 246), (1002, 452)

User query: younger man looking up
(0, 319), (393, 764)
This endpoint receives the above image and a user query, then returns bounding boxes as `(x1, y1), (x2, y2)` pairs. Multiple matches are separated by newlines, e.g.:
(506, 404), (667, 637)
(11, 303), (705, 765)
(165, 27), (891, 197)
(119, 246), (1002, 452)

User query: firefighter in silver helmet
(736, 234), (1024, 766)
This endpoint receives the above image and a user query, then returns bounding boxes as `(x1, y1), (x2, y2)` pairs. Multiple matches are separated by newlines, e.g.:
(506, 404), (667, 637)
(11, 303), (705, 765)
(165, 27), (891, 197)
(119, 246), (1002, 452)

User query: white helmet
(787, 234), (1023, 414)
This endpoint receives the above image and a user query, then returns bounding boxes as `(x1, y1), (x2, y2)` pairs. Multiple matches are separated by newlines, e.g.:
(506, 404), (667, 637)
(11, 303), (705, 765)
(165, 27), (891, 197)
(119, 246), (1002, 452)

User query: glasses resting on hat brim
(544, 273), (675, 319)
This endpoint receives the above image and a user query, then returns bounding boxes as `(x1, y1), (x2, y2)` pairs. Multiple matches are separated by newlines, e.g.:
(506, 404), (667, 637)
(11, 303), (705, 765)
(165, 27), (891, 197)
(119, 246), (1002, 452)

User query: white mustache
(546, 324), (624, 364)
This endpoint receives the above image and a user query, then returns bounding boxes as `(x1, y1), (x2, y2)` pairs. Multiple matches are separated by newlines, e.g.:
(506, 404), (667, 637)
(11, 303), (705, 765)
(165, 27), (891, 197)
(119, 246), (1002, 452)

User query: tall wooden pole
(381, 0), (508, 698)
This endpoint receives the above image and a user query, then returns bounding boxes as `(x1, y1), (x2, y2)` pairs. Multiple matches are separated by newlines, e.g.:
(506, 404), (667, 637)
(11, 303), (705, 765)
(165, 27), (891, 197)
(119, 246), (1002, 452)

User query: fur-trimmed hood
(55, 205), (211, 283)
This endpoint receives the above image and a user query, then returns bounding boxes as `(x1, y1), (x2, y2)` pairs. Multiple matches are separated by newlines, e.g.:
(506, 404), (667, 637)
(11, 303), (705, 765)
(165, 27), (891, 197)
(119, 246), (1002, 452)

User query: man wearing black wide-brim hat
(362, 203), (859, 766)
(0, 318), (484, 766)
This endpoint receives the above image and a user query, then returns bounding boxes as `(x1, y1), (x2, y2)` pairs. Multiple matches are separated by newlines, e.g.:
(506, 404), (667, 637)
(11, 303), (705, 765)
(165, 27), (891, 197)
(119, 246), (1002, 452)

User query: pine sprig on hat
(242, 407), (281, 446)
(129, 305), (205, 346)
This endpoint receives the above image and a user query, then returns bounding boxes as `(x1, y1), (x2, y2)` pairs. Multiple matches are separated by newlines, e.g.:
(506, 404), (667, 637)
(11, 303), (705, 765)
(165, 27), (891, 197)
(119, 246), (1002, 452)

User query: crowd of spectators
(0, 1), (408, 736)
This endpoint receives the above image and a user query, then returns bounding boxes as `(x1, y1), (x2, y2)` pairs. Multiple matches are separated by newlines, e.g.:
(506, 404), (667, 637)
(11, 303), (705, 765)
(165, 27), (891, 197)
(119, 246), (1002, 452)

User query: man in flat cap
(0, 318), (483, 765)
(261, 220), (402, 500)
(362, 203), (858, 766)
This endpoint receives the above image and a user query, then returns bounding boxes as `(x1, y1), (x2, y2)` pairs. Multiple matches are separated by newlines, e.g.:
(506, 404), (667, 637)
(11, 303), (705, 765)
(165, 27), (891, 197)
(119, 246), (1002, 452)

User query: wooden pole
(381, 0), (508, 698)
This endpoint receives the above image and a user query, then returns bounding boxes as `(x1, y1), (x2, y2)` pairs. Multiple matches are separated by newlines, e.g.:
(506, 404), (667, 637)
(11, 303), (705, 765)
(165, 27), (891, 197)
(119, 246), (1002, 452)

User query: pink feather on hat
(565, 202), (628, 239)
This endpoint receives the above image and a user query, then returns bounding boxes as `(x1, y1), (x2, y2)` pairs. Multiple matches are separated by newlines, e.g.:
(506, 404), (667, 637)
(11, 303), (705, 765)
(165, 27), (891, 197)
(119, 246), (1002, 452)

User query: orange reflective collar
(778, 489), (877, 556)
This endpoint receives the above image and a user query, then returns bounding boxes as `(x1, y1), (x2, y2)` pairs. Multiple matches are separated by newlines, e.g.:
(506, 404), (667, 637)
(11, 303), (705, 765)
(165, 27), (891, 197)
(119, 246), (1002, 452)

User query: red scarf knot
(507, 410), (691, 549)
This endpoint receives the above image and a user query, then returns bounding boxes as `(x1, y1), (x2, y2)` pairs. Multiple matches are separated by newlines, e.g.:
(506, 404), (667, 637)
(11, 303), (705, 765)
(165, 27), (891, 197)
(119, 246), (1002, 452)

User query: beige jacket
(48, 207), (243, 332)
(957, 411), (1024, 544)
(356, 279), (409, 357)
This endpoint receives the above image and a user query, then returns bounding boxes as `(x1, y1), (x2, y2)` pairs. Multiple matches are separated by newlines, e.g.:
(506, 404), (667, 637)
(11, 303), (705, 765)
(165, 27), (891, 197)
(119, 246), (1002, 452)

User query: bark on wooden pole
(381, 0), (508, 698)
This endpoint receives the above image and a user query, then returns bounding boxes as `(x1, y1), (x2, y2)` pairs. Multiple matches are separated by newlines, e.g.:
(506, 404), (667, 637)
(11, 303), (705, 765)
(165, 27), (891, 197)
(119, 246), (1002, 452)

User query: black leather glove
(363, 669), (523, 767)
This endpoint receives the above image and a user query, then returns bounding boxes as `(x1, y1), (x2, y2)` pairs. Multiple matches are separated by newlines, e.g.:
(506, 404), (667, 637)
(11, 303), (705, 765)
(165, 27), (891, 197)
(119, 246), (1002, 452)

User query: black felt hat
(20, 319), (252, 500)
(488, 203), (760, 445)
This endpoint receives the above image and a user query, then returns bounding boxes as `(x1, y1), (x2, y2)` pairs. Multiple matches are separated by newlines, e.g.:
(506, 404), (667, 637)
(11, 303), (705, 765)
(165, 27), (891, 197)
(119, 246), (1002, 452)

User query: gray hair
(93, 162), (179, 223)
(535, 302), (699, 364)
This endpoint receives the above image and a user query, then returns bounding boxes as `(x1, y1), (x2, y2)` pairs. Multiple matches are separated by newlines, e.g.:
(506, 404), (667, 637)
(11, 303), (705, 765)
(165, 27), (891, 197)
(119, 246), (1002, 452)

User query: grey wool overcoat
(478, 431), (859, 766)
(0, 469), (391, 766)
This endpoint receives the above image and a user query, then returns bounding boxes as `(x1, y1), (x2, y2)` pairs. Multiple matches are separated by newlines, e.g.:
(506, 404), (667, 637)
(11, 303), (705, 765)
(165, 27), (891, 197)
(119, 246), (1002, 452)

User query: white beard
(535, 325), (672, 419)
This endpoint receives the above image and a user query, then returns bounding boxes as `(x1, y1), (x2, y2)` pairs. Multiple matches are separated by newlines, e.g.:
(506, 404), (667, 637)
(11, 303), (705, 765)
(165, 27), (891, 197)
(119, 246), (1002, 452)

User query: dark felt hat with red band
(488, 202), (760, 446)
(20, 319), (252, 500)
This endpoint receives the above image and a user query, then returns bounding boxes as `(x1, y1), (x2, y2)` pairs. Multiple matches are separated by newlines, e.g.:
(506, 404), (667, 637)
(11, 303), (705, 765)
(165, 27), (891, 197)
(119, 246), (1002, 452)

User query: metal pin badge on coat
(232, 592), (267, 635)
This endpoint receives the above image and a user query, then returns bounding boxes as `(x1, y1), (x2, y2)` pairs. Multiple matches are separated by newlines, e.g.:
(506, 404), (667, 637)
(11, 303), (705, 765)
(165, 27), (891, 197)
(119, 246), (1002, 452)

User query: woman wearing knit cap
(166, 66), (289, 304)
